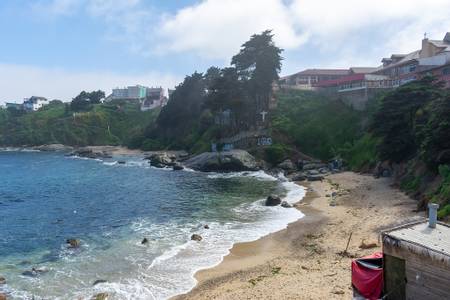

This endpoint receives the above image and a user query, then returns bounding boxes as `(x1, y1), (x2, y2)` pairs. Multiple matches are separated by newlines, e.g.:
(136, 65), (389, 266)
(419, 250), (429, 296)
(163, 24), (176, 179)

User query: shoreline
(174, 172), (423, 300)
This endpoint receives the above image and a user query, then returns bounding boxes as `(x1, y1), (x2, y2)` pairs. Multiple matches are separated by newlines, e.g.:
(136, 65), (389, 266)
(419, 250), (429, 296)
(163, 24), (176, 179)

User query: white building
(111, 85), (147, 100)
(23, 96), (48, 112)
(140, 87), (167, 111)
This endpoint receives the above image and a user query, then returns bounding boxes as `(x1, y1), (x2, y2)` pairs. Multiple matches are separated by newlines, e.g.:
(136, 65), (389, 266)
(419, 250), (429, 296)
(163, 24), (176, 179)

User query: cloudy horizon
(1, 0), (450, 103)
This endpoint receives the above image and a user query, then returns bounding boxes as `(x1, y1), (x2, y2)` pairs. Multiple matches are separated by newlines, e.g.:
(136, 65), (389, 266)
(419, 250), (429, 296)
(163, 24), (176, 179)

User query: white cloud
(156, 0), (450, 64)
(156, 0), (309, 59)
(0, 63), (180, 104)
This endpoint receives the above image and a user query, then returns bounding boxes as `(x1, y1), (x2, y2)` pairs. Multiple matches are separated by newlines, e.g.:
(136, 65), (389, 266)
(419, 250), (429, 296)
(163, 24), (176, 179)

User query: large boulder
(307, 174), (324, 181)
(147, 153), (175, 168)
(183, 150), (261, 172)
(303, 162), (327, 171)
(265, 195), (281, 206)
(289, 172), (306, 181)
(277, 159), (295, 171)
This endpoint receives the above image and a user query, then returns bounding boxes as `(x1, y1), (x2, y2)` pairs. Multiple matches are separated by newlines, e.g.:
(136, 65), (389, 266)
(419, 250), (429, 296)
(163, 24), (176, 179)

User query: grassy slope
(0, 102), (159, 147)
(271, 90), (367, 161)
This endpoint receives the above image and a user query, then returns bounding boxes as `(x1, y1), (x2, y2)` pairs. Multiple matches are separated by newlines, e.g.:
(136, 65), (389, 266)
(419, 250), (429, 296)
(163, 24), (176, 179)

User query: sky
(1, 0), (450, 103)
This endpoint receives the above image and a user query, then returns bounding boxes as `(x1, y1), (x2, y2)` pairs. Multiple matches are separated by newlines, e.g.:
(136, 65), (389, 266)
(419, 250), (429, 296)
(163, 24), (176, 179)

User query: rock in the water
(277, 159), (295, 171)
(265, 195), (281, 206)
(0, 293), (6, 300)
(183, 150), (261, 172)
(0, 276), (5, 284)
(66, 238), (81, 248)
(69, 148), (111, 159)
(147, 153), (175, 168)
(92, 293), (109, 300)
(93, 279), (108, 286)
(203, 224), (210, 229)
(307, 175), (324, 181)
(21, 267), (48, 277)
(117, 161), (126, 165)
(191, 234), (202, 242)
(281, 201), (293, 208)
(173, 164), (184, 171)
(33, 144), (74, 152)
(141, 238), (149, 245)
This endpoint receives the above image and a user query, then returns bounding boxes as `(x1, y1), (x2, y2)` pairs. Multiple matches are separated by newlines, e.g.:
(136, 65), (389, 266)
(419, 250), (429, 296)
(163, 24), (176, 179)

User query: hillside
(0, 101), (159, 147)
(270, 90), (366, 161)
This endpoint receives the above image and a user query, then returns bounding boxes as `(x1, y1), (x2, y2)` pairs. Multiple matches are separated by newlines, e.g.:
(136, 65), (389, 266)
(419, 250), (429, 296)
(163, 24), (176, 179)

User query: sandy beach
(174, 171), (424, 300)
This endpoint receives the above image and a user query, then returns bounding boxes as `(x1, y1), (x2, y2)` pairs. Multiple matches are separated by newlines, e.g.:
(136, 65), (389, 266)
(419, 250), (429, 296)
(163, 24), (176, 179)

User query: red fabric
(351, 252), (383, 300)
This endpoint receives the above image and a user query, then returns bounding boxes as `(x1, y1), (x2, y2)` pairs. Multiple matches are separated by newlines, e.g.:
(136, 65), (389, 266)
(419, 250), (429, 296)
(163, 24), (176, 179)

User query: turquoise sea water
(0, 150), (304, 299)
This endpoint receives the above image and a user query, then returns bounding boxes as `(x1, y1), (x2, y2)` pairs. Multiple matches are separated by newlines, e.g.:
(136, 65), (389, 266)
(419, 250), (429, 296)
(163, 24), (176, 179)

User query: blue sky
(1, 0), (449, 103)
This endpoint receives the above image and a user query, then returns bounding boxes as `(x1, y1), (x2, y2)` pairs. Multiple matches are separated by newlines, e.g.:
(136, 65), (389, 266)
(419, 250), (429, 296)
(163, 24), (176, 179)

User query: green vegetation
(436, 165), (450, 219)
(271, 90), (365, 160)
(264, 144), (288, 164)
(0, 99), (159, 147)
(339, 134), (379, 171)
(138, 30), (283, 153)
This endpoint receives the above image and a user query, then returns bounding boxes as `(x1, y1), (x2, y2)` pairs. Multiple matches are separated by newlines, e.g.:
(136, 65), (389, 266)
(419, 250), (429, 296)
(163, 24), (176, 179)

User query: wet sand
(174, 172), (423, 300)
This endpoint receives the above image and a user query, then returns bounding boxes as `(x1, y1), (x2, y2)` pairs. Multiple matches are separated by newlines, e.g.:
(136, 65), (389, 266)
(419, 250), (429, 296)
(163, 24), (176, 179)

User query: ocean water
(0, 151), (305, 299)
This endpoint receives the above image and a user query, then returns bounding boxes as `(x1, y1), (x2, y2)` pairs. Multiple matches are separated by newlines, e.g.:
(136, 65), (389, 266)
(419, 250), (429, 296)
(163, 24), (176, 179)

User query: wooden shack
(382, 220), (450, 300)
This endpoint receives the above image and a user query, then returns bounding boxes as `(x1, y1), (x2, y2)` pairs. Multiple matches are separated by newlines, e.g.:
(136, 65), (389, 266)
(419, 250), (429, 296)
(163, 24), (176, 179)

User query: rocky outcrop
(146, 153), (176, 168)
(191, 234), (202, 242)
(172, 164), (184, 171)
(68, 148), (112, 159)
(183, 150), (261, 172)
(33, 144), (74, 152)
(265, 195), (281, 206)
(289, 172), (306, 181)
(0, 293), (6, 300)
(277, 159), (295, 171)
(307, 174), (324, 181)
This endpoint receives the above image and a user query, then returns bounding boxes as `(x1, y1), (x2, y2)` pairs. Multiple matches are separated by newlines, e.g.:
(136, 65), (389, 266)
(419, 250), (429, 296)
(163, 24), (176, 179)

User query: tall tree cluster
(150, 30), (283, 149)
